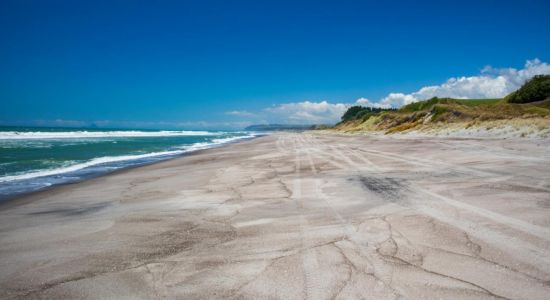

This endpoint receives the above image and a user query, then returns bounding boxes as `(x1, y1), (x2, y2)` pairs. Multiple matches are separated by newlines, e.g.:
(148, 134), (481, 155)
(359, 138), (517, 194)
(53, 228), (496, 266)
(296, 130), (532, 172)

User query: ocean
(0, 126), (259, 200)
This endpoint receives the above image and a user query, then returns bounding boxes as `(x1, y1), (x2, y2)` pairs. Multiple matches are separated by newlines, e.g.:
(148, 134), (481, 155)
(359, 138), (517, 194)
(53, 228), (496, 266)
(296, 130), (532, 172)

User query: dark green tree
(341, 105), (395, 122)
(341, 106), (365, 122)
(507, 75), (550, 103)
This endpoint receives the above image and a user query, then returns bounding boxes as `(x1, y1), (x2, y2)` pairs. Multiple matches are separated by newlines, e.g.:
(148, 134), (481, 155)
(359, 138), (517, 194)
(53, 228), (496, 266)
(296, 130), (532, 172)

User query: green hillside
(333, 75), (550, 134)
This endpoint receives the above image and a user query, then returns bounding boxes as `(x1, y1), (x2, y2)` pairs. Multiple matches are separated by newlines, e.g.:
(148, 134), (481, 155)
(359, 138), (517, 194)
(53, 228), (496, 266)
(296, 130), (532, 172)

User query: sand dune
(1, 132), (549, 299)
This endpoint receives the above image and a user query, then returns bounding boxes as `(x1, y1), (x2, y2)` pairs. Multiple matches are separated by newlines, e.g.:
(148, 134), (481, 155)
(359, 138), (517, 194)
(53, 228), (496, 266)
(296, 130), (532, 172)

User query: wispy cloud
(225, 110), (255, 117)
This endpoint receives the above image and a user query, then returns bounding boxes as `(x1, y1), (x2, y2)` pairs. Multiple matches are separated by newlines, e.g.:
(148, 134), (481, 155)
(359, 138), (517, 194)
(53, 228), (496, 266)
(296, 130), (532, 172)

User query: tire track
(295, 135), (401, 297)
(289, 134), (323, 300)
(318, 135), (550, 286)
(339, 146), (550, 240)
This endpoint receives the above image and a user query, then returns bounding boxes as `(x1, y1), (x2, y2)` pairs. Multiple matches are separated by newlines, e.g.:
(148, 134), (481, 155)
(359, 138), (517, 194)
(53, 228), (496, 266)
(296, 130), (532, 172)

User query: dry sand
(1, 132), (549, 299)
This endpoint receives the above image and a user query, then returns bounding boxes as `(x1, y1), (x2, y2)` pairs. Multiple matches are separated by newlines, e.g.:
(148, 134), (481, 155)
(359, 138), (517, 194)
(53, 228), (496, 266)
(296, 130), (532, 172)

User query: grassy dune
(334, 75), (550, 137)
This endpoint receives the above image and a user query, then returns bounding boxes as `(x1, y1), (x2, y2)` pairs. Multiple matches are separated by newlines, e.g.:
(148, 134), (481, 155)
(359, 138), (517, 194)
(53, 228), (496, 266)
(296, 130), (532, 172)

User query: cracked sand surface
(0, 132), (549, 299)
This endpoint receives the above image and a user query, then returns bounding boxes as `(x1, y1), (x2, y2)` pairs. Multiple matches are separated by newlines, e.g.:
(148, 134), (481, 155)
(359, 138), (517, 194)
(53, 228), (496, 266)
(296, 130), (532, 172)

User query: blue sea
(0, 127), (259, 200)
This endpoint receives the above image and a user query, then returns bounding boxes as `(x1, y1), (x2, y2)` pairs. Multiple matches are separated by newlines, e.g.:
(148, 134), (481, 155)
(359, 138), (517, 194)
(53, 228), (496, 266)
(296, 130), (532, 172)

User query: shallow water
(0, 126), (259, 199)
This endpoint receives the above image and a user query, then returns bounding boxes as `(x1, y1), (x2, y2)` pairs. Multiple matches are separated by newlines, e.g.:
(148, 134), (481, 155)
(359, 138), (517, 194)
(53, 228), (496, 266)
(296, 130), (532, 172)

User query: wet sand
(1, 132), (549, 299)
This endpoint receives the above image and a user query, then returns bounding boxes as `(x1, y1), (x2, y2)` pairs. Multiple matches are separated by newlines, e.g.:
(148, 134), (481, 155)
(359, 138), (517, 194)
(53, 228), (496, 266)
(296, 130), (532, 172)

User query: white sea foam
(0, 133), (257, 183)
(0, 130), (219, 140)
(0, 150), (184, 183)
(212, 134), (258, 144)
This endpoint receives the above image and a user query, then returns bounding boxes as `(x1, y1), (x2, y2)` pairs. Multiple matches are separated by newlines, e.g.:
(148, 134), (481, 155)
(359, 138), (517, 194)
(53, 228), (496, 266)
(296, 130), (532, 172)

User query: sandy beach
(1, 132), (549, 299)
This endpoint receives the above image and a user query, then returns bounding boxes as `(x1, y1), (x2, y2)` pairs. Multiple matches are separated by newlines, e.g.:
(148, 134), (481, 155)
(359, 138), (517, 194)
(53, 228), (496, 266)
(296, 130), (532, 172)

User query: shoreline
(0, 134), (263, 205)
(1, 132), (549, 299)
(0, 147), (214, 211)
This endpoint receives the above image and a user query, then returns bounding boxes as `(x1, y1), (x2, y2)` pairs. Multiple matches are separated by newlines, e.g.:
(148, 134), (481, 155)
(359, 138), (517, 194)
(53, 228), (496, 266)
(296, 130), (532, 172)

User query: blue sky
(1, 0), (550, 129)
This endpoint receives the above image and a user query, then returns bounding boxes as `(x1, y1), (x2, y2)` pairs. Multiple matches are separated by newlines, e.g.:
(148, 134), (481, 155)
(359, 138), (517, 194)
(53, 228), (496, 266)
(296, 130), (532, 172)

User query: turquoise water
(0, 127), (258, 199)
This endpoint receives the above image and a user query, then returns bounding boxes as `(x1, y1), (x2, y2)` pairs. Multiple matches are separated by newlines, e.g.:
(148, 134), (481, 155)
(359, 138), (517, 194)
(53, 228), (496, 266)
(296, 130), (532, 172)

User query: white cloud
(355, 97), (392, 108)
(264, 100), (349, 124)
(262, 98), (392, 124)
(379, 58), (550, 107)
(225, 110), (255, 117)
(379, 93), (418, 107)
(224, 58), (550, 125)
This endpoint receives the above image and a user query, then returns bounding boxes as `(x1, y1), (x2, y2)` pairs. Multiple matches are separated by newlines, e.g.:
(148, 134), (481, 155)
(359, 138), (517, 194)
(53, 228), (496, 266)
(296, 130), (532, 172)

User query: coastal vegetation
(339, 106), (396, 123)
(334, 75), (550, 136)
(506, 75), (550, 103)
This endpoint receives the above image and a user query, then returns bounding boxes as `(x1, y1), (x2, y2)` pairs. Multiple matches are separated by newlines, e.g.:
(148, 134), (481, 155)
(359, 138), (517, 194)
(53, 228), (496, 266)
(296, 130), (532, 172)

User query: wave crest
(0, 133), (257, 183)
